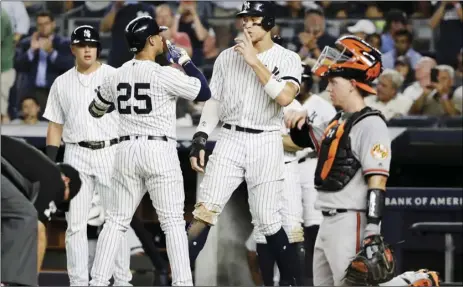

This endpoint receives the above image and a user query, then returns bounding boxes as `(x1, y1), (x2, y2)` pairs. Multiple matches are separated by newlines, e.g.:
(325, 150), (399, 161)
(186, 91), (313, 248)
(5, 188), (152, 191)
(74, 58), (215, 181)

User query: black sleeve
(289, 123), (315, 149)
(1, 136), (65, 212)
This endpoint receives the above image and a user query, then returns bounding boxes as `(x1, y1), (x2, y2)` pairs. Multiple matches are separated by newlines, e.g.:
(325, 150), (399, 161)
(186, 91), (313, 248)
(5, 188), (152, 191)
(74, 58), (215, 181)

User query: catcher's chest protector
(314, 107), (386, 191)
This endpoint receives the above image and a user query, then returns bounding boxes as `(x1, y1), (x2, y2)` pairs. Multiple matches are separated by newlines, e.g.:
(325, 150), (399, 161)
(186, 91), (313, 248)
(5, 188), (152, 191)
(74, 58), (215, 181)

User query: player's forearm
(367, 174), (387, 190)
(365, 175), (388, 236)
(37, 221), (47, 272)
(46, 121), (63, 147)
(250, 61), (296, 106)
(196, 98), (220, 135)
(46, 122), (63, 161)
(282, 135), (303, 152)
(182, 61), (211, 101)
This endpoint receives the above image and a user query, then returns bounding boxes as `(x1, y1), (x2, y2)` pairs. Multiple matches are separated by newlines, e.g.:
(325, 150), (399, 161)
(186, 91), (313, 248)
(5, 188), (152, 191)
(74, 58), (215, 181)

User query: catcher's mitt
(344, 235), (395, 286)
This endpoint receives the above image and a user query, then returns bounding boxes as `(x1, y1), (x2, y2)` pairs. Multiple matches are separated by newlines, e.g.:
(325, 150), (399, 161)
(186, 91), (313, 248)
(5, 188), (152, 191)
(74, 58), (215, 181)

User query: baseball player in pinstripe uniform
(187, 2), (303, 285)
(245, 97), (307, 286)
(87, 16), (211, 286)
(43, 25), (131, 286)
(292, 64), (336, 285)
(286, 36), (439, 286)
(244, 65), (337, 286)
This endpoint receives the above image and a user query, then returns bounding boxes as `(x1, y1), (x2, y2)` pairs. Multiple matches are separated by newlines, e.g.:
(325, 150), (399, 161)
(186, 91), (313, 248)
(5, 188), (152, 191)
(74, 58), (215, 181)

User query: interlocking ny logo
(308, 111), (317, 124)
(84, 29), (91, 38)
(244, 1), (251, 10)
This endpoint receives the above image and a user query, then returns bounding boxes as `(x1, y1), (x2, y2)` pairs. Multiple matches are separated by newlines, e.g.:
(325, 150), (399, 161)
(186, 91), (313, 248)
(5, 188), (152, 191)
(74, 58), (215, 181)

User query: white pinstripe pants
(194, 127), (285, 237)
(90, 138), (192, 286)
(63, 144), (131, 286)
(300, 158), (323, 227)
(252, 160), (304, 244)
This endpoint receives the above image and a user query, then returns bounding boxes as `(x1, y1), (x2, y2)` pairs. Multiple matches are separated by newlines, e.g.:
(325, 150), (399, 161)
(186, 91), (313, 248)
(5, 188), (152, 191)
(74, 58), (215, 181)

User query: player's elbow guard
(88, 100), (106, 118)
(289, 122), (314, 149)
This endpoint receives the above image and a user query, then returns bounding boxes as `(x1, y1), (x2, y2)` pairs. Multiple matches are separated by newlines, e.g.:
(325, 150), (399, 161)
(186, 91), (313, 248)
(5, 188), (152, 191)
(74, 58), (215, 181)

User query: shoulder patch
(370, 143), (389, 160)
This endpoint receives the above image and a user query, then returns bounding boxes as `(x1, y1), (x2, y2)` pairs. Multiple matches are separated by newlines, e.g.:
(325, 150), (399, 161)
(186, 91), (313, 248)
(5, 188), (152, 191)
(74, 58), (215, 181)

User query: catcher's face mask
(312, 35), (383, 95)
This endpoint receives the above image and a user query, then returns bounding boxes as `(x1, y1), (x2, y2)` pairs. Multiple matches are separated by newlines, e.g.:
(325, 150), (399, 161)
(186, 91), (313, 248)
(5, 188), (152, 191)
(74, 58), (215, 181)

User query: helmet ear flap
(262, 16), (275, 31)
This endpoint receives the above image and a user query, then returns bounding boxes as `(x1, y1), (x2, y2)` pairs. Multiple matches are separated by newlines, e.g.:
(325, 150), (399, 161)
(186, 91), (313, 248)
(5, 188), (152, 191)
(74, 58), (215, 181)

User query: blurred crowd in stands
(1, 1), (462, 126)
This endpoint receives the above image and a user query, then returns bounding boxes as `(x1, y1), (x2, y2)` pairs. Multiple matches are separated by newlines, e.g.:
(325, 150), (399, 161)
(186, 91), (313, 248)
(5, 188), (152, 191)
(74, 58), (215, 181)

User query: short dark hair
(394, 29), (413, 42)
(20, 96), (40, 107)
(36, 10), (54, 22)
(384, 9), (407, 32)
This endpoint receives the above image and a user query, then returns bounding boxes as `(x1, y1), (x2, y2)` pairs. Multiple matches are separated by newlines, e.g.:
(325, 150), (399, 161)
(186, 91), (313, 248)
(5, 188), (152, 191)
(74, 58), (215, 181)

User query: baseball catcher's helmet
(312, 35), (383, 95)
(71, 25), (101, 56)
(236, 1), (276, 32)
(125, 16), (168, 54)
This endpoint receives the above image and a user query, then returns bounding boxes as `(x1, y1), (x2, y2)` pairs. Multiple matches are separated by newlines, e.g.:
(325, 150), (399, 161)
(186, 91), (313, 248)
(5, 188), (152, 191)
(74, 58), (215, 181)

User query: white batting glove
(166, 40), (191, 65)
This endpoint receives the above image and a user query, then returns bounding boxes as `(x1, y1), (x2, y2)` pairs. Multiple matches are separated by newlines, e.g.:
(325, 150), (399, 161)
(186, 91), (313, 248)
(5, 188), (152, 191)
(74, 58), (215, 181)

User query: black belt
(322, 209), (348, 217)
(77, 138), (119, 150)
(298, 151), (318, 163)
(119, 135), (168, 142)
(223, 123), (264, 134)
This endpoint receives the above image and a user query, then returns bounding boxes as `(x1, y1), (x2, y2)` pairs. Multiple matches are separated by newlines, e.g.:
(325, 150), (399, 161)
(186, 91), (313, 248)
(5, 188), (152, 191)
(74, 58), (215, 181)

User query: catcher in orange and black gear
(285, 35), (440, 287)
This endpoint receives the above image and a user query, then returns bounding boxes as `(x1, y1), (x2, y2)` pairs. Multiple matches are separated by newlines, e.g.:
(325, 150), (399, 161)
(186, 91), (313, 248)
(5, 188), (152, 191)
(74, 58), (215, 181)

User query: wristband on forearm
(264, 76), (286, 100)
(366, 188), (386, 225)
(46, 145), (59, 162)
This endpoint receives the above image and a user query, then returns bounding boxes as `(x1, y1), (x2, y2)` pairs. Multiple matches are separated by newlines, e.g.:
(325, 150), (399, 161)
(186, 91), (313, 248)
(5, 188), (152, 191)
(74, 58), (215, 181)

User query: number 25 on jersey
(117, 83), (152, 115)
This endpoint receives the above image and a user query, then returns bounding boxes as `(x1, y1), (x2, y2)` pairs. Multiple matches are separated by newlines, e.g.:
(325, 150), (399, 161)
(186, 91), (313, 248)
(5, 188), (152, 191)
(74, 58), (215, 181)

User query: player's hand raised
(284, 110), (308, 130)
(234, 29), (258, 66)
(166, 40), (191, 66)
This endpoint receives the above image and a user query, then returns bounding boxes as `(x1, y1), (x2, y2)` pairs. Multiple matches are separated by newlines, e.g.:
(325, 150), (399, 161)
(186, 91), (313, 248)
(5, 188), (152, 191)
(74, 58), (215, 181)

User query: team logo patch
(84, 29), (91, 38)
(244, 1), (251, 10)
(370, 143), (389, 160)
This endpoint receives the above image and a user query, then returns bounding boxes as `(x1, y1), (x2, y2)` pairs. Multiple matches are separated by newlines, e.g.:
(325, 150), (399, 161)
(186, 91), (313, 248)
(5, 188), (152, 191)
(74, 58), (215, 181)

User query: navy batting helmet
(71, 25), (101, 55)
(125, 16), (168, 54)
(236, 1), (276, 32)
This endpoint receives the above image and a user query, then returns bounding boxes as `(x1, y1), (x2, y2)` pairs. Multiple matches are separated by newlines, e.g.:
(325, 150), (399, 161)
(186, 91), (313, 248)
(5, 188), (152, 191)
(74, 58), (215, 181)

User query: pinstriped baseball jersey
(44, 63), (132, 286)
(296, 94), (337, 160)
(43, 64), (118, 142)
(296, 94), (336, 227)
(282, 100), (303, 163)
(210, 43), (302, 131)
(93, 59), (201, 138)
